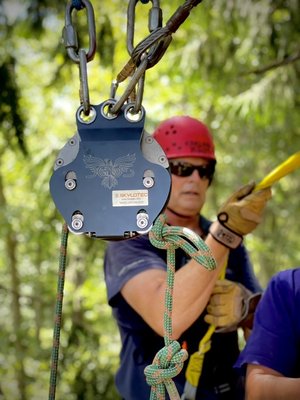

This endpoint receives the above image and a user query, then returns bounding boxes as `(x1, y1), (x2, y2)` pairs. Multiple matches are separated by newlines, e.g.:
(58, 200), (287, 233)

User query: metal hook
(63, 0), (96, 64)
(127, 0), (162, 56)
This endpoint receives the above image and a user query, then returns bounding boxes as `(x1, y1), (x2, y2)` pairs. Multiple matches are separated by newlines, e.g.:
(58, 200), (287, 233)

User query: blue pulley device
(49, 100), (171, 239)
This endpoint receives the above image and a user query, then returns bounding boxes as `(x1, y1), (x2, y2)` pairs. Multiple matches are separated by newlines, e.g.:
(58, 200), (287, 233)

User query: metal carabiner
(63, 0), (96, 64)
(127, 0), (162, 56)
(110, 56), (149, 115)
(78, 48), (90, 115)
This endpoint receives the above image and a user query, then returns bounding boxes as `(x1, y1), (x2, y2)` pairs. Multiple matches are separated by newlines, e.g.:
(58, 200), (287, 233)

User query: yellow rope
(255, 151), (300, 190)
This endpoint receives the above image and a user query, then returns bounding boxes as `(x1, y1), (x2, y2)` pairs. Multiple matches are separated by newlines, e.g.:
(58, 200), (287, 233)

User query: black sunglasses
(169, 161), (215, 180)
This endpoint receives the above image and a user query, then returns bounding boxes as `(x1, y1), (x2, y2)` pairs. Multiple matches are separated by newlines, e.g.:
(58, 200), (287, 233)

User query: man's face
(167, 157), (212, 217)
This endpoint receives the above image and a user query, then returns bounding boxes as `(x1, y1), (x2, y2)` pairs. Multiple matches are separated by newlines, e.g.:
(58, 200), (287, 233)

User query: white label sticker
(112, 190), (149, 207)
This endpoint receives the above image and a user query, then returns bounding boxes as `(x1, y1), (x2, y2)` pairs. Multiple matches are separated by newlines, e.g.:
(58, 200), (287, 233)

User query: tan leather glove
(218, 181), (272, 236)
(204, 279), (252, 331)
(209, 181), (272, 248)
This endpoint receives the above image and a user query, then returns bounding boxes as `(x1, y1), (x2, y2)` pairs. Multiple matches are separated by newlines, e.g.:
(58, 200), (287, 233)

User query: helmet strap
(166, 207), (204, 237)
(166, 206), (190, 219)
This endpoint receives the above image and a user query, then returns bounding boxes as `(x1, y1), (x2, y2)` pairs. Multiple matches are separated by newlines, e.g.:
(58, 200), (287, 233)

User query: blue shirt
(104, 216), (261, 400)
(235, 268), (300, 377)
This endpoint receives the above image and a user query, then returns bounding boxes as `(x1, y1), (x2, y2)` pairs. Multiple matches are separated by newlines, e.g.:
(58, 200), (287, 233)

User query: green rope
(144, 214), (216, 400)
(48, 223), (69, 400)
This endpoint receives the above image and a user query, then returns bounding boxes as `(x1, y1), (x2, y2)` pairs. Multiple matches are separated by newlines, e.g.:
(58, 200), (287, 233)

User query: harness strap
(182, 266), (226, 400)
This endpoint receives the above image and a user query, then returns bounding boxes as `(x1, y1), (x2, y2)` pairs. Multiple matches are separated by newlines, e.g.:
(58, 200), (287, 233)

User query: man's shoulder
(270, 267), (300, 292)
(259, 268), (300, 313)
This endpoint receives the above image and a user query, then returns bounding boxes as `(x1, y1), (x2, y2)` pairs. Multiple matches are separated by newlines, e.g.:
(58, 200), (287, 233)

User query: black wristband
(209, 221), (243, 249)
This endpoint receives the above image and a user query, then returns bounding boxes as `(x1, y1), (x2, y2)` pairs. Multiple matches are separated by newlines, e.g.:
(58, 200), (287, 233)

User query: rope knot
(149, 214), (178, 251)
(144, 341), (188, 398)
(149, 214), (217, 271)
(145, 214), (217, 399)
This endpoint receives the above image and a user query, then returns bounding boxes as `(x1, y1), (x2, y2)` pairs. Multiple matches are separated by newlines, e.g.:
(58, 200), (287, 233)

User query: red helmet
(153, 115), (216, 161)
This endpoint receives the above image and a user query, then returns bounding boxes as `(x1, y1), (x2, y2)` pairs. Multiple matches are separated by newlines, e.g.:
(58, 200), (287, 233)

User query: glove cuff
(239, 292), (262, 330)
(209, 220), (243, 249)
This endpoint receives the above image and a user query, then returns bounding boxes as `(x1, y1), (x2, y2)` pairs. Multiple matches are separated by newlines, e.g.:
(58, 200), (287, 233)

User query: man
(235, 268), (300, 400)
(104, 115), (271, 399)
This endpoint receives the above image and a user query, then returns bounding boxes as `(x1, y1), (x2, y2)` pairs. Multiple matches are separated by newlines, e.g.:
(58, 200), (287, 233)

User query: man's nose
(190, 168), (203, 180)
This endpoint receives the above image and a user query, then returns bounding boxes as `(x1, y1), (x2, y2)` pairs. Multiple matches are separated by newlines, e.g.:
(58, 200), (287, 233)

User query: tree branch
(245, 50), (300, 75)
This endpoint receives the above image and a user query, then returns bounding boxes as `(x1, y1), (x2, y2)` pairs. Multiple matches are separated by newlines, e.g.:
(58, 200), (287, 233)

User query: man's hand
(204, 279), (251, 330)
(217, 181), (272, 236)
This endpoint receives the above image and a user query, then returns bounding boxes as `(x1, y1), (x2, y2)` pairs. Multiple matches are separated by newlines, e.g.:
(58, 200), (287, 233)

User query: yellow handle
(255, 151), (300, 191)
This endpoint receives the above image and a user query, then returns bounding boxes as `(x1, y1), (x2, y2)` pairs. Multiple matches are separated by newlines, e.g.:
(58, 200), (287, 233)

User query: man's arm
(121, 234), (229, 338)
(122, 183), (271, 338)
(246, 364), (300, 400)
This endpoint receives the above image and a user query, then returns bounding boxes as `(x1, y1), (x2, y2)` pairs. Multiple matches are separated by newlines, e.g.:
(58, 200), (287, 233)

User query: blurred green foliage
(0, 0), (299, 398)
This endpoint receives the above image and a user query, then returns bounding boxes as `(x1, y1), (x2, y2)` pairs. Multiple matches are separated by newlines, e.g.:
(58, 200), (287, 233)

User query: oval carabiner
(63, 0), (96, 64)
(127, 0), (162, 56)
